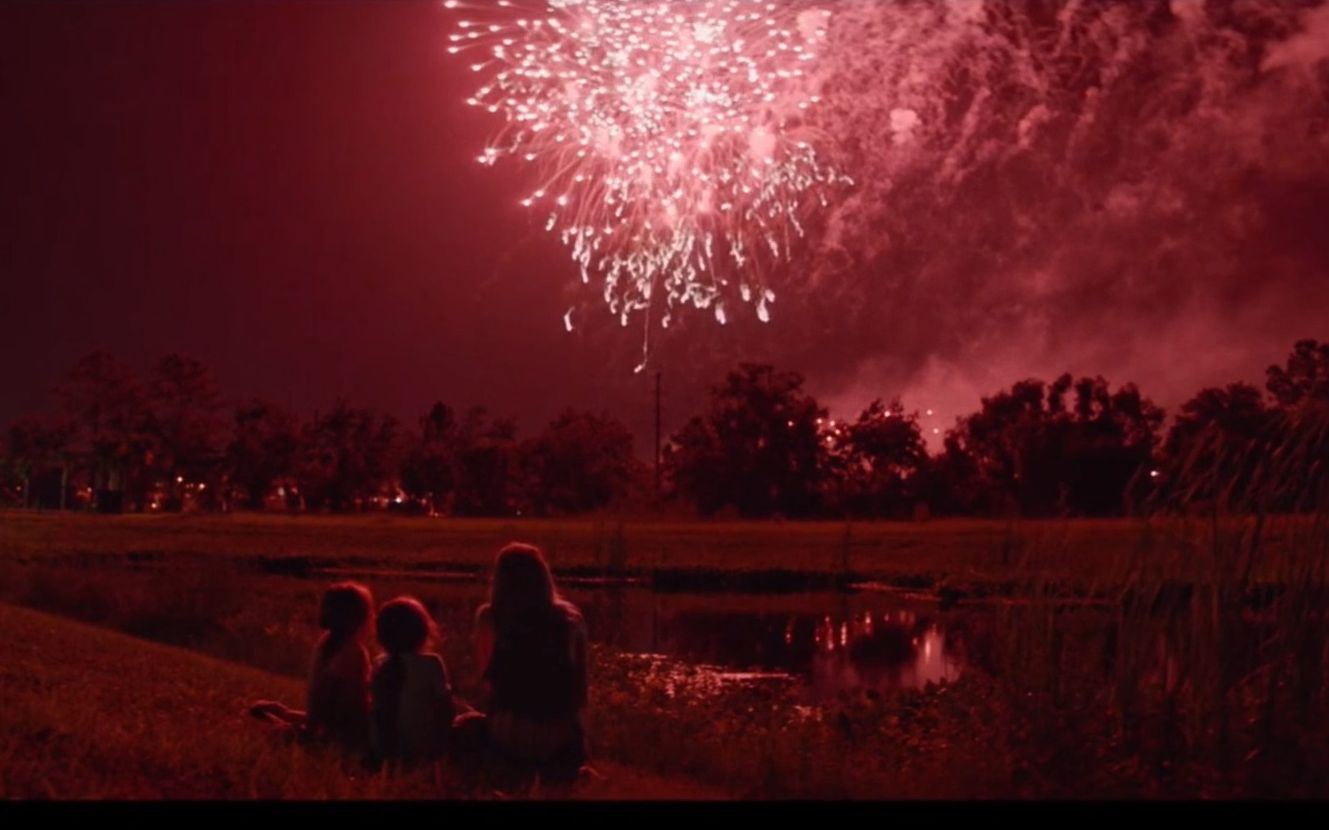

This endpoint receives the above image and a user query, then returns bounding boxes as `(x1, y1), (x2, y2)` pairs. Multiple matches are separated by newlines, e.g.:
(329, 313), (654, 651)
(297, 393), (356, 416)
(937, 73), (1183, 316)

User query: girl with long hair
(456, 542), (590, 788)
(250, 581), (374, 753)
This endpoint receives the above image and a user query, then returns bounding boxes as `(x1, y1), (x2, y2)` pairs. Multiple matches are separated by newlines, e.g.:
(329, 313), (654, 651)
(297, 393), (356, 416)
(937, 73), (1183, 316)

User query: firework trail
(445, 0), (850, 367)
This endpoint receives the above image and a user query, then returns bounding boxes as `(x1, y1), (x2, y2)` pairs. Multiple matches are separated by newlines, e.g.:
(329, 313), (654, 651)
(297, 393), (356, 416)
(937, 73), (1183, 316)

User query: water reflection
(333, 569), (1252, 705)
(330, 574), (969, 699)
(811, 612), (962, 694)
(571, 589), (967, 698)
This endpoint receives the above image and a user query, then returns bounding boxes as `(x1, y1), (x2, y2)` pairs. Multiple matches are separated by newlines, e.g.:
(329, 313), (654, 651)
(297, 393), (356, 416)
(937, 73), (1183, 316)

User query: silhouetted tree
(825, 400), (927, 517)
(1266, 339), (1329, 409)
(945, 374), (1164, 517)
(914, 432), (985, 516)
(1166, 383), (1271, 454)
(664, 364), (827, 517)
(3, 414), (73, 509)
(400, 402), (458, 515)
(297, 403), (399, 512)
(1260, 339), (1329, 511)
(1159, 383), (1272, 511)
(56, 351), (153, 512)
(519, 410), (640, 515)
(0, 457), (18, 507)
(451, 407), (519, 516)
(146, 354), (226, 510)
(228, 399), (301, 510)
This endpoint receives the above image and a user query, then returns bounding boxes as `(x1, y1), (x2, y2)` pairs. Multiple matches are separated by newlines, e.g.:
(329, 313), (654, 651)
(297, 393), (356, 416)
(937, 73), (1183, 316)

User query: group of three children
(251, 542), (589, 787)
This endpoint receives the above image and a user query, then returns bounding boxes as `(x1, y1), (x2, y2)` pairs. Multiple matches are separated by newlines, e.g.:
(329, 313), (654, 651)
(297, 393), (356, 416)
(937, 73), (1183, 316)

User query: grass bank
(0, 603), (722, 799)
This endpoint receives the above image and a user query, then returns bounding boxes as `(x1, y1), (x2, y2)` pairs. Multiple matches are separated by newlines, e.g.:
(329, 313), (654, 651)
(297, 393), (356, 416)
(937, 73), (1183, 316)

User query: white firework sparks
(445, 0), (850, 366)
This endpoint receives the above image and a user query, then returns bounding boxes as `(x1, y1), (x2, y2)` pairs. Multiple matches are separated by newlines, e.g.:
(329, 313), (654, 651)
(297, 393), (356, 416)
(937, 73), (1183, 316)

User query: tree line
(3, 339), (1326, 518)
(0, 351), (642, 516)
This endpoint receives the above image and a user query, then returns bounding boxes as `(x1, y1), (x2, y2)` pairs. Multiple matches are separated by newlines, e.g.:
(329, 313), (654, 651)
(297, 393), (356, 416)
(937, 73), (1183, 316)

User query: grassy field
(0, 509), (1300, 592)
(0, 509), (1041, 576)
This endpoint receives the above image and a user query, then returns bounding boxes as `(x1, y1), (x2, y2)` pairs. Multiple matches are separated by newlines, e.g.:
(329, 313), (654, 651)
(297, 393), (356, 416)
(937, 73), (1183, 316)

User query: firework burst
(445, 0), (850, 366)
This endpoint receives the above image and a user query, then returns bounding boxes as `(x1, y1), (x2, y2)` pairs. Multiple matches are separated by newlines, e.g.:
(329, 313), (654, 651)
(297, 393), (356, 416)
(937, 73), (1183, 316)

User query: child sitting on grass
(249, 581), (374, 754)
(451, 543), (592, 793)
(369, 596), (456, 770)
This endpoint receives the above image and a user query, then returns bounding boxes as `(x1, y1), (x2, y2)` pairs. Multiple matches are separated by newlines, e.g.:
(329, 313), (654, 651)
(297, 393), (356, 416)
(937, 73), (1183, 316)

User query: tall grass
(979, 405), (1329, 795)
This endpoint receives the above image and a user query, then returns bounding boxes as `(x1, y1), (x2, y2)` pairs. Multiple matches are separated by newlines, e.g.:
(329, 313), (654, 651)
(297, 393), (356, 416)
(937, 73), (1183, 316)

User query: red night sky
(3, 0), (1328, 448)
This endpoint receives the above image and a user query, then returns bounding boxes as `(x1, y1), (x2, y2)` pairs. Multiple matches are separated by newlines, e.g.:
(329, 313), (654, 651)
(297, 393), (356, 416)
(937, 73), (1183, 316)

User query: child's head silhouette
(318, 582), (373, 639)
(490, 542), (558, 622)
(376, 596), (437, 655)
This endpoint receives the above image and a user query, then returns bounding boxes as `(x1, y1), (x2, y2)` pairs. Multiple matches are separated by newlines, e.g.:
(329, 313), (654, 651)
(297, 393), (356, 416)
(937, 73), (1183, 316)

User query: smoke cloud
(615, 0), (1329, 442)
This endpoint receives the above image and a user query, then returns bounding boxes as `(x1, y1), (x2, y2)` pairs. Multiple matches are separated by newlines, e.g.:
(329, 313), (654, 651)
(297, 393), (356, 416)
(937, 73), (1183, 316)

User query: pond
(320, 571), (973, 699)
(571, 588), (968, 698)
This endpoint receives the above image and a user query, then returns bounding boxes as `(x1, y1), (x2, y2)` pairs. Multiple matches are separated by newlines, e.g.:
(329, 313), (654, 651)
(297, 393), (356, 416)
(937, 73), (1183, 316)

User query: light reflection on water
(333, 576), (971, 700)
(811, 616), (962, 695)
(565, 588), (968, 698)
(352, 572), (1237, 705)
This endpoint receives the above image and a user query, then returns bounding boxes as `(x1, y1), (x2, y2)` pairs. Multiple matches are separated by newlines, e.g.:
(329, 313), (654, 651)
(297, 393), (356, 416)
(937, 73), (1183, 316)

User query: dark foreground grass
(0, 603), (724, 799)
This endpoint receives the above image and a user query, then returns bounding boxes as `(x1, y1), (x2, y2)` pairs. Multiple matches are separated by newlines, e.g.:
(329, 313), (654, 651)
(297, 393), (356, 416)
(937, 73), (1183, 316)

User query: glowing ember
(445, 0), (850, 367)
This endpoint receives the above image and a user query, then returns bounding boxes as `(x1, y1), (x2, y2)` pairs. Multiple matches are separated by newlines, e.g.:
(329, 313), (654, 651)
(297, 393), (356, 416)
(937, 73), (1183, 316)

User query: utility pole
(654, 369), (662, 502)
